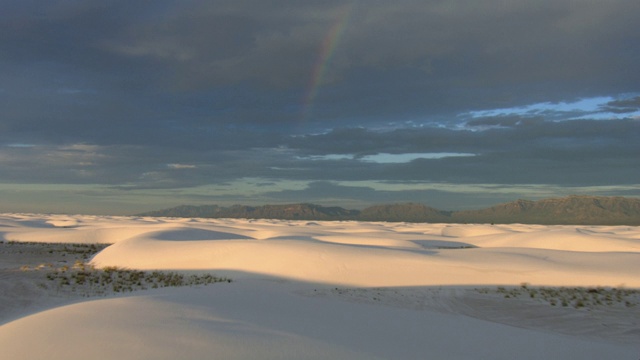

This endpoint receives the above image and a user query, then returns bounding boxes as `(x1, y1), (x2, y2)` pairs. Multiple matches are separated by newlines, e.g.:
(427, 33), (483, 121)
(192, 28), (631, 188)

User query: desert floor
(0, 214), (638, 359)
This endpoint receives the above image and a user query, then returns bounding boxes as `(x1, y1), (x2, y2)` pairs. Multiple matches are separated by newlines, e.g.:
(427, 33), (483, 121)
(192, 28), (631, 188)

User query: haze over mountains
(139, 195), (640, 225)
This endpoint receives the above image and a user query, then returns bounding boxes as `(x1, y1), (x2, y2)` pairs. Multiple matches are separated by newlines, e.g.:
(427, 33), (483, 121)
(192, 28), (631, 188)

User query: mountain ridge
(137, 195), (640, 225)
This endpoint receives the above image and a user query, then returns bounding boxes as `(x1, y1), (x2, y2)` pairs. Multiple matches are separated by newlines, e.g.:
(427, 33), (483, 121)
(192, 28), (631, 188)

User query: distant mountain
(138, 196), (640, 225)
(358, 203), (451, 223)
(453, 195), (640, 225)
(217, 203), (359, 220)
(141, 205), (223, 218)
(141, 203), (358, 221)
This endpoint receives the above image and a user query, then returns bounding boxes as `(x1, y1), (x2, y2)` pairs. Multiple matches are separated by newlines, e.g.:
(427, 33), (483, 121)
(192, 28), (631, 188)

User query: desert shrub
(476, 285), (639, 310)
(43, 262), (230, 296)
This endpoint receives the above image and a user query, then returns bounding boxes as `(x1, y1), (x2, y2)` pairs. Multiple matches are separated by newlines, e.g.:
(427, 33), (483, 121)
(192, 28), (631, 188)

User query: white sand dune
(1, 214), (639, 359)
(1, 281), (635, 360)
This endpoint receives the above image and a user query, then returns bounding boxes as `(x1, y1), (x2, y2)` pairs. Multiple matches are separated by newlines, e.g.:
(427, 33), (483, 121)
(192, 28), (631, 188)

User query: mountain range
(137, 195), (640, 225)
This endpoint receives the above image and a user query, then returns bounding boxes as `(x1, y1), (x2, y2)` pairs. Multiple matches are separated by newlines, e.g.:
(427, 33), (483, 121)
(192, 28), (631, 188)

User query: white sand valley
(0, 214), (639, 359)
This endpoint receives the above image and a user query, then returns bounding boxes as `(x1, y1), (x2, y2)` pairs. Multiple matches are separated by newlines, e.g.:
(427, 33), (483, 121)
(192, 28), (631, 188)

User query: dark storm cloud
(601, 96), (640, 114)
(277, 119), (640, 186)
(2, 0), (640, 141)
(288, 118), (639, 157)
(1, 1), (639, 213)
(465, 116), (544, 128)
(1, 117), (637, 190)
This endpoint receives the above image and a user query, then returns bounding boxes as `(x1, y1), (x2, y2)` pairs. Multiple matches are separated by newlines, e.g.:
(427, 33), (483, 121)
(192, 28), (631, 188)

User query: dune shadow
(411, 240), (477, 249)
(12, 220), (56, 229)
(264, 235), (320, 242)
(153, 229), (254, 241)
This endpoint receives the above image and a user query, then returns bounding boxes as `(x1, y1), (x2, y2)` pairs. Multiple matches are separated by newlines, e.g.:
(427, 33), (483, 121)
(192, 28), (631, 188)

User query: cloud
(167, 163), (197, 169)
(2, 1), (639, 131)
(600, 96), (640, 114)
(360, 153), (476, 163)
(463, 96), (640, 123)
(298, 152), (476, 163)
(0, 1), (639, 213)
(2, 117), (637, 191)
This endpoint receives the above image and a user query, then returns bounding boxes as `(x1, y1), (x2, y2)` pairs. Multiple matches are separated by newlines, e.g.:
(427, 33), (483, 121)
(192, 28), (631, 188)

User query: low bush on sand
(43, 261), (231, 296)
(476, 283), (638, 309)
(11, 242), (230, 297)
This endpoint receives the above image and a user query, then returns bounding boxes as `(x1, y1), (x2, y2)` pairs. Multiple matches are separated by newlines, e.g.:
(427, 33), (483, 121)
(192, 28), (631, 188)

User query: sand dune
(0, 214), (639, 359)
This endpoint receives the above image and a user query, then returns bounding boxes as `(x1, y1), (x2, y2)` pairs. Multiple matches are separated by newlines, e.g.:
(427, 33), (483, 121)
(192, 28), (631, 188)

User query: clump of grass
(476, 285), (639, 309)
(44, 263), (231, 296)
(12, 242), (230, 297)
(7, 241), (110, 261)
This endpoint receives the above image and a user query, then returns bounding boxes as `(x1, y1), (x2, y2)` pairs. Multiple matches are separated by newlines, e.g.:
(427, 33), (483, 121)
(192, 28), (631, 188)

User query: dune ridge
(0, 214), (639, 359)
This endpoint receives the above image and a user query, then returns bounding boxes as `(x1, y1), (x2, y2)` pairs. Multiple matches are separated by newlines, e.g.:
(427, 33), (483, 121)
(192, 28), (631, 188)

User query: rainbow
(300, 4), (353, 122)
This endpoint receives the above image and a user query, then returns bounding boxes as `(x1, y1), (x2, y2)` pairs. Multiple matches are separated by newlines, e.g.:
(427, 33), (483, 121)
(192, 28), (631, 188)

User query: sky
(1, 0), (639, 215)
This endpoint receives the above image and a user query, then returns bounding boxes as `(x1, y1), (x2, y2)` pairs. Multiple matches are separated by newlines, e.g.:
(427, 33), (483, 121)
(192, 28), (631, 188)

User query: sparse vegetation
(6, 241), (110, 261)
(43, 262), (230, 296)
(477, 284), (639, 309)
(10, 241), (231, 298)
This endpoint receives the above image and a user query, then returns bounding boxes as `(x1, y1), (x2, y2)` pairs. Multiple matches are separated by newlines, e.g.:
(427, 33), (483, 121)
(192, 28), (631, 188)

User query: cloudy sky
(1, 0), (639, 215)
